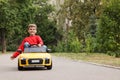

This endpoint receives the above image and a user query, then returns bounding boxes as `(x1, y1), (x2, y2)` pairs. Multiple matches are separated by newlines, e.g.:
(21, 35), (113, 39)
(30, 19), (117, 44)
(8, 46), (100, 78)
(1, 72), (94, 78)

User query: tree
(34, 0), (58, 45)
(56, 0), (103, 52)
(0, 0), (19, 53)
(96, 0), (120, 55)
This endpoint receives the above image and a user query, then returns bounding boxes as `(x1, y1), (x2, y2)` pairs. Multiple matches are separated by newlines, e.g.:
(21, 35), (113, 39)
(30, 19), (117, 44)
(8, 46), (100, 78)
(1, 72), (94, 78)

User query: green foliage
(33, 1), (61, 46)
(56, 0), (120, 56)
(0, 0), (61, 51)
(55, 30), (82, 53)
(85, 34), (97, 53)
(67, 30), (83, 53)
(56, 0), (103, 53)
(57, 0), (102, 40)
(68, 37), (82, 53)
(0, 0), (19, 32)
(96, 0), (120, 56)
(107, 50), (120, 58)
(7, 44), (18, 51)
(54, 41), (66, 52)
(1, 0), (120, 55)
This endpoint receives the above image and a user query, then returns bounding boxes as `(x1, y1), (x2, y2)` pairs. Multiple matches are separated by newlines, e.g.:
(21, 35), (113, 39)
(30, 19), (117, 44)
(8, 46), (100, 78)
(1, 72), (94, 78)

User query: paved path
(0, 54), (120, 80)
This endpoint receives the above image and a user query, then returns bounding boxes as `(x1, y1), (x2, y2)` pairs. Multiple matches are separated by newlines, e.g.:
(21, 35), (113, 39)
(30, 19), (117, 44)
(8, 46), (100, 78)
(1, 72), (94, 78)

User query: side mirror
(46, 49), (52, 53)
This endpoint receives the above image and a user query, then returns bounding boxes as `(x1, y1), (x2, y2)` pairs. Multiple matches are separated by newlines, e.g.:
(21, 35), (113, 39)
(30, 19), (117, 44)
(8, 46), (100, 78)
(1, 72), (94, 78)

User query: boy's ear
(35, 30), (37, 33)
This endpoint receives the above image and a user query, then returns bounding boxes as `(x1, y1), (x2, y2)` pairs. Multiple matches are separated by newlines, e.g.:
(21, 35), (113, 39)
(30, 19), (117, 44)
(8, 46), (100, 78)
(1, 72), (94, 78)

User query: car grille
(28, 58), (43, 64)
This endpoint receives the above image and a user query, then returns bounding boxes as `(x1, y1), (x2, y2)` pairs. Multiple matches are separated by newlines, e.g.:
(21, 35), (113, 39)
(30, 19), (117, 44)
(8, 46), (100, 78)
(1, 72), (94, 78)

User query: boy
(10, 24), (44, 60)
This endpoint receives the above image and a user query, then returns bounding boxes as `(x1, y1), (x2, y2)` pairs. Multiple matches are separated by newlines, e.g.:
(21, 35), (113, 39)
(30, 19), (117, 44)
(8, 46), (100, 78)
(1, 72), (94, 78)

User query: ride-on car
(18, 46), (52, 70)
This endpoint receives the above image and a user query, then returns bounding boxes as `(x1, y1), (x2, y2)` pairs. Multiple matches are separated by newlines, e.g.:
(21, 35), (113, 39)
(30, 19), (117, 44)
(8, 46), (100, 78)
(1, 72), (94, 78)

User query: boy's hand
(38, 44), (42, 47)
(10, 56), (15, 60)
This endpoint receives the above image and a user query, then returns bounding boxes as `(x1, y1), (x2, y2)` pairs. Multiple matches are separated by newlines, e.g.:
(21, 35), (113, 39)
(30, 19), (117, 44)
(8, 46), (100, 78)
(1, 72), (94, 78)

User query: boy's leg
(24, 42), (30, 48)
(42, 45), (47, 49)
(42, 45), (51, 52)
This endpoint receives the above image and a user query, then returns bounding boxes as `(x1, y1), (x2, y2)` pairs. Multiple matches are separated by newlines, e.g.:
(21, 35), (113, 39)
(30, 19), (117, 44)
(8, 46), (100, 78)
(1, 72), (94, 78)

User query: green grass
(52, 53), (120, 67)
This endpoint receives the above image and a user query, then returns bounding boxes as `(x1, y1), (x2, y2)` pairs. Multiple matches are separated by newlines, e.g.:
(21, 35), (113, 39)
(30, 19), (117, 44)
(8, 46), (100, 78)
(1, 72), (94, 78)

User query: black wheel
(18, 60), (23, 70)
(46, 62), (52, 70)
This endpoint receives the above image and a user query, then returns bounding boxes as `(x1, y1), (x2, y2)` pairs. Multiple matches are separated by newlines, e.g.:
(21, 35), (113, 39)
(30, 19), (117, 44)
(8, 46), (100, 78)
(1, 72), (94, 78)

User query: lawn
(52, 53), (120, 67)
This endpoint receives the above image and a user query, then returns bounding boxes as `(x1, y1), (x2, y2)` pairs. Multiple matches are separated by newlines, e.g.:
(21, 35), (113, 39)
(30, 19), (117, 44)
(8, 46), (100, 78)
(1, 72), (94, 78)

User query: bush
(68, 37), (82, 53)
(54, 41), (66, 52)
(95, 0), (120, 55)
(7, 43), (18, 51)
(55, 30), (83, 53)
(85, 34), (97, 53)
(107, 50), (120, 58)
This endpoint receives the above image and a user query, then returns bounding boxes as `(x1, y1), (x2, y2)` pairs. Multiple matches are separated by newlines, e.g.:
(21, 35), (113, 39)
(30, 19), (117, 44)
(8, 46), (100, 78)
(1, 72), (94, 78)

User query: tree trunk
(1, 28), (6, 53)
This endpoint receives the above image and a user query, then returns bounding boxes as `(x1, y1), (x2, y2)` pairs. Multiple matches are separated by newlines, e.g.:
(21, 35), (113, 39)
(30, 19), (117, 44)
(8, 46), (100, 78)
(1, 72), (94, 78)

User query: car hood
(19, 53), (51, 59)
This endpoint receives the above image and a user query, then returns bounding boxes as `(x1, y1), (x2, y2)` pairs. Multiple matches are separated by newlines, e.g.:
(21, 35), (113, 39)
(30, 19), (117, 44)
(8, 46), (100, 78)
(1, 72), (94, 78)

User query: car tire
(18, 60), (23, 70)
(46, 61), (52, 70)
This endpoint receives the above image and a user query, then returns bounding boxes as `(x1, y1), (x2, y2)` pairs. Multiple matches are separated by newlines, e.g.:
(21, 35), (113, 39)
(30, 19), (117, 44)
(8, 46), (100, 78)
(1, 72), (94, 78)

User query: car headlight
(45, 58), (50, 64)
(20, 58), (26, 64)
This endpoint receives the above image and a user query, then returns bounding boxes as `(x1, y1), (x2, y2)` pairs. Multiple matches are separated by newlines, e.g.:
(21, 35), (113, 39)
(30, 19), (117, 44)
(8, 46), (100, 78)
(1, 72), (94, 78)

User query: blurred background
(0, 0), (120, 57)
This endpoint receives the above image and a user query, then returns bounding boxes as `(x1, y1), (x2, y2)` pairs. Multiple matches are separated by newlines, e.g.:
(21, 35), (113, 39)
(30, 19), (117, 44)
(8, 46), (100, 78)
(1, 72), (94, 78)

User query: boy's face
(28, 26), (37, 36)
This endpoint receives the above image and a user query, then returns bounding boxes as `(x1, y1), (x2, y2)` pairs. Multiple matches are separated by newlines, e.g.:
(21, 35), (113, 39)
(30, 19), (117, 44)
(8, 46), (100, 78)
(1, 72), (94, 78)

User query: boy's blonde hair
(28, 24), (37, 29)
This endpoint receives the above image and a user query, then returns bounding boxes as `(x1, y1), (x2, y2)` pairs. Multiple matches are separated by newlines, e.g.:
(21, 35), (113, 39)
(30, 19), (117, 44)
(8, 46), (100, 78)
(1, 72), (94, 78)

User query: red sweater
(12, 35), (44, 58)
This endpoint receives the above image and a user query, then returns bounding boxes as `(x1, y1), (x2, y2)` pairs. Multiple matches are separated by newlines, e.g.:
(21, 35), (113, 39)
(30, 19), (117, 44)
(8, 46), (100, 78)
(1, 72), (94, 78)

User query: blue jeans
(24, 42), (47, 49)
(24, 42), (30, 48)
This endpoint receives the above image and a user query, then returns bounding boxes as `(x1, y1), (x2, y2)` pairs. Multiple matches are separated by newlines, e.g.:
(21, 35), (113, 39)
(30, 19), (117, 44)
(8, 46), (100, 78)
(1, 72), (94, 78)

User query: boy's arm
(37, 36), (44, 46)
(10, 49), (22, 59)
(10, 40), (25, 60)
(10, 51), (21, 59)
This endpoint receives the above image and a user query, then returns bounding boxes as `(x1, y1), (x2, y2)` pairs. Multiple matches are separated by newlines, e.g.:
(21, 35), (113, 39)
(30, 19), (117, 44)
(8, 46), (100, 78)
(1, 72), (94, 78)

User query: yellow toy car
(18, 47), (52, 70)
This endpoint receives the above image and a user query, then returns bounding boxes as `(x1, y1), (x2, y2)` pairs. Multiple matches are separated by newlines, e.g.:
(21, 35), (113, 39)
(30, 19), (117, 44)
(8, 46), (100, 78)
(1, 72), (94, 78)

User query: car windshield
(24, 47), (46, 53)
